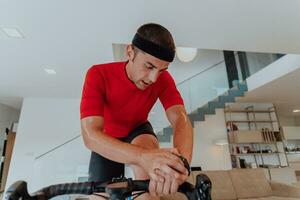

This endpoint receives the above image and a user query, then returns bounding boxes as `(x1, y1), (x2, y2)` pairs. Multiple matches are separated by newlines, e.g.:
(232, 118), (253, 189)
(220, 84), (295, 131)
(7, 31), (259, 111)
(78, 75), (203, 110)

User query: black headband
(132, 33), (175, 62)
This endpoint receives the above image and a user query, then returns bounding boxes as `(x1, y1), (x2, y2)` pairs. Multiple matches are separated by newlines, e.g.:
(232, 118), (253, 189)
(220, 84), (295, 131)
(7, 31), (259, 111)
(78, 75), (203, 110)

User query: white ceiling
(1, 0), (300, 109)
(237, 67), (300, 118)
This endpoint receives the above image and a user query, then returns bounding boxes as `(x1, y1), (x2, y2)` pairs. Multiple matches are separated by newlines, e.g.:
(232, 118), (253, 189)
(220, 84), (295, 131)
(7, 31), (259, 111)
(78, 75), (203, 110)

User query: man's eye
(145, 65), (153, 69)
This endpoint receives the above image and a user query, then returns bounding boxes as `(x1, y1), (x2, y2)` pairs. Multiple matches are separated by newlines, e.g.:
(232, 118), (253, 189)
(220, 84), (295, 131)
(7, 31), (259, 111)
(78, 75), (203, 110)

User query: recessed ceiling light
(44, 68), (57, 75)
(1, 27), (24, 38)
(293, 109), (300, 113)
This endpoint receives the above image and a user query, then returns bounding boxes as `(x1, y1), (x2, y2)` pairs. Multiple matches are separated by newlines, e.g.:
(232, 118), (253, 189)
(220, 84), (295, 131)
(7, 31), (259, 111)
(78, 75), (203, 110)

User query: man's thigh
(88, 151), (124, 182)
(130, 134), (159, 179)
(131, 134), (159, 150)
(88, 152), (125, 200)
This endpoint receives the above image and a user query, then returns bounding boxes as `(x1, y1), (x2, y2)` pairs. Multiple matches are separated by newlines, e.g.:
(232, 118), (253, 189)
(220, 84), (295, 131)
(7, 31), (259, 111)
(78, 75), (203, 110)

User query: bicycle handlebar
(5, 174), (212, 200)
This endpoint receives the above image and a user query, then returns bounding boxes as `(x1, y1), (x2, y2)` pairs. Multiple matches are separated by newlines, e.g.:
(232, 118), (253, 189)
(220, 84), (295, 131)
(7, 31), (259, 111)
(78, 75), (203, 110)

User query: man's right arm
(80, 116), (186, 183)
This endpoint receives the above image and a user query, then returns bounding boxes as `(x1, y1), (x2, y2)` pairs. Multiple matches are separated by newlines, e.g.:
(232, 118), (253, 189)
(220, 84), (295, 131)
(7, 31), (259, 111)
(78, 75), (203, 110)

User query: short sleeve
(158, 72), (184, 110)
(80, 66), (106, 119)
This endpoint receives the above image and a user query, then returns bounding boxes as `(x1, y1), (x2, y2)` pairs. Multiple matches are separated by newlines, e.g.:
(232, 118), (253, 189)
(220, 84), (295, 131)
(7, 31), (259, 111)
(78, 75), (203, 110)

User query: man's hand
(138, 148), (189, 196)
(149, 167), (188, 196)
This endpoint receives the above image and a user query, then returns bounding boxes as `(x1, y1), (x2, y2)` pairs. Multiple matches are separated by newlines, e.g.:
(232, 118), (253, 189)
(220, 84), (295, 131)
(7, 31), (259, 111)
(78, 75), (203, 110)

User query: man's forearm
(82, 128), (145, 165)
(173, 116), (193, 163)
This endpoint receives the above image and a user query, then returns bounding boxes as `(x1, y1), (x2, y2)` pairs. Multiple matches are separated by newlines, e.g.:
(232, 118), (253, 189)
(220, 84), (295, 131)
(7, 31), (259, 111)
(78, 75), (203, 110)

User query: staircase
(157, 82), (248, 142)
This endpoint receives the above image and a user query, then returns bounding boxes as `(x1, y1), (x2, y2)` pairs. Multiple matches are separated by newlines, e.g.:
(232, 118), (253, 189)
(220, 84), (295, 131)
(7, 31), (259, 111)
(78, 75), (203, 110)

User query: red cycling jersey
(80, 61), (183, 138)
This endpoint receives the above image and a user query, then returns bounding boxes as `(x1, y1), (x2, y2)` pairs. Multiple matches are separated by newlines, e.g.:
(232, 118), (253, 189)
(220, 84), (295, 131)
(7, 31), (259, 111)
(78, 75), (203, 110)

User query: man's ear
(125, 44), (135, 61)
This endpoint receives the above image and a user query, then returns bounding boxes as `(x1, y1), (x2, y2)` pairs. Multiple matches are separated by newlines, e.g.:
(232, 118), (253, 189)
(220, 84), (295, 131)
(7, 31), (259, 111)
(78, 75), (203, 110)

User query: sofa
(162, 168), (300, 200)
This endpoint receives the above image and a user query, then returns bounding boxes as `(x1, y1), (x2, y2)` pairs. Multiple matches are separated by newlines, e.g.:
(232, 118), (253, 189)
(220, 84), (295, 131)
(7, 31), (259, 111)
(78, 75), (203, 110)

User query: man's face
(127, 46), (170, 90)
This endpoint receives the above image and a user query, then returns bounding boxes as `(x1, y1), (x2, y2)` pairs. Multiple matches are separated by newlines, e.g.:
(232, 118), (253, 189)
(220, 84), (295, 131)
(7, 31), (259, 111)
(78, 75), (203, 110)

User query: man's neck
(125, 61), (134, 82)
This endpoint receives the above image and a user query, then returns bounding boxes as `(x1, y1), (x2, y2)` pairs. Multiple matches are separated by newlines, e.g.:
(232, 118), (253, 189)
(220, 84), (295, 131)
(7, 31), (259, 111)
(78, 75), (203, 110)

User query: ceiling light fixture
(1, 27), (24, 38)
(293, 109), (300, 113)
(44, 68), (57, 75)
(176, 47), (198, 63)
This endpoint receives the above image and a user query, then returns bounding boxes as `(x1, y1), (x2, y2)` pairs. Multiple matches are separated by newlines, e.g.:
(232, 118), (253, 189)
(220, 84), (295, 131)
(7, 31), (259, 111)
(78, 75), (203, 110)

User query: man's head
(125, 23), (175, 90)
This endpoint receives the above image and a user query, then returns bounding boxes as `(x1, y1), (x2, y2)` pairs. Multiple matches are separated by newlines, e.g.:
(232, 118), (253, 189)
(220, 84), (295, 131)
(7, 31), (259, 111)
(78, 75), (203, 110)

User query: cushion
(200, 170), (237, 200)
(239, 197), (299, 200)
(230, 169), (273, 199)
(269, 167), (297, 185)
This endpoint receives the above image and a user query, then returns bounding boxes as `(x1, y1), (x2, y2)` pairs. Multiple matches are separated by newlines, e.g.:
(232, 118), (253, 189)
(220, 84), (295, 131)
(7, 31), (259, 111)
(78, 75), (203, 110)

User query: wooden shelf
(289, 161), (300, 163)
(286, 152), (300, 154)
(227, 120), (277, 123)
(225, 105), (283, 169)
(230, 142), (277, 145)
(225, 110), (274, 113)
(231, 153), (282, 156)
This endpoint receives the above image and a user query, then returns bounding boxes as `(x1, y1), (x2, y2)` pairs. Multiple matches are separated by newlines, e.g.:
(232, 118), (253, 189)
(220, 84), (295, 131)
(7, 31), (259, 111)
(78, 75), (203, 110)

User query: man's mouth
(142, 80), (149, 86)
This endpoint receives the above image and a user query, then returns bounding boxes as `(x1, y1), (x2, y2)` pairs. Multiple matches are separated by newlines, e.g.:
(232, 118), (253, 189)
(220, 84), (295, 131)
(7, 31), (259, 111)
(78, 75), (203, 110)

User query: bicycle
(5, 174), (212, 200)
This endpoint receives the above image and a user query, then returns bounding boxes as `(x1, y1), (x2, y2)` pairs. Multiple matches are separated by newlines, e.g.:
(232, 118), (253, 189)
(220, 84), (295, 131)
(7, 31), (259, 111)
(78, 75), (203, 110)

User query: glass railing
(233, 52), (285, 84)
(177, 60), (228, 113)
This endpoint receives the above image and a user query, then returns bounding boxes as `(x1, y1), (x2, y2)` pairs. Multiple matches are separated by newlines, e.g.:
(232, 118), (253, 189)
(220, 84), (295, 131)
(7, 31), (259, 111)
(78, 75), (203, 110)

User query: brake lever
(195, 174), (212, 200)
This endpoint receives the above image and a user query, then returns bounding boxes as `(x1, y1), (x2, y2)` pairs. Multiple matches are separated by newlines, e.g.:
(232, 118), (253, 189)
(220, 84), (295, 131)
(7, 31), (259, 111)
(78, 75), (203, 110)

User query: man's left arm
(166, 105), (193, 163)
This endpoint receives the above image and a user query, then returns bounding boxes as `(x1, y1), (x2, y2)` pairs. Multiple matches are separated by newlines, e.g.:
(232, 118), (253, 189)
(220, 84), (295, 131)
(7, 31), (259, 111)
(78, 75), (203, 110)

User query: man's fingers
(170, 179), (179, 194)
(163, 174), (172, 195)
(149, 180), (157, 196)
(164, 153), (186, 174)
(149, 171), (162, 183)
(159, 164), (181, 179)
(156, 178), (164, 195)
(154, 168), (165, 182)
(169, 148), (180, 155)
(159, 159), (186, 178)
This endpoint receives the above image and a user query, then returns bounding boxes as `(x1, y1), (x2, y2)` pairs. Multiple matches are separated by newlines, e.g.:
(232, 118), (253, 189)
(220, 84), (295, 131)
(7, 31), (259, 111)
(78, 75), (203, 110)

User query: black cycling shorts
(88, 121), (157, 182)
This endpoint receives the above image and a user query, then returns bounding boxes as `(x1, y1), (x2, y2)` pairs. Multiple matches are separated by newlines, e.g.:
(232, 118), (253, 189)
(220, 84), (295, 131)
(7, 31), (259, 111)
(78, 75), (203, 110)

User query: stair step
(228, 89), (245, 97)
(157, 134), (171, 142)
(188, 113), (205, 122)
(208, 100), (225, 109)
(218, 95), (235, 103)
(237, 82), (248, 91)
(198, 106), (216, 115)
(163, 127), (173, 136)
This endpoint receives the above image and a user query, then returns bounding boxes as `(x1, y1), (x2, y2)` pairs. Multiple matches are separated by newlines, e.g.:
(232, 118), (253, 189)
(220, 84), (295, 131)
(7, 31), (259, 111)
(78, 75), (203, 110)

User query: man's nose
(149, 70), (159, 83)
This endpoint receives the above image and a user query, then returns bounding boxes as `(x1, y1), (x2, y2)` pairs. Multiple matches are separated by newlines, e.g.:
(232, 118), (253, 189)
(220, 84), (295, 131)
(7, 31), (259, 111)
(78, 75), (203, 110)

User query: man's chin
(136, 83), (147, 90)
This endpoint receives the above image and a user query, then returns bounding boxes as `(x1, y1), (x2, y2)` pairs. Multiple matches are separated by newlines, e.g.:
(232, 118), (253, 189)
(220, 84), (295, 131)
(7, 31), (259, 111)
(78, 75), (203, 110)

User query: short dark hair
(136, 23), (175, 52)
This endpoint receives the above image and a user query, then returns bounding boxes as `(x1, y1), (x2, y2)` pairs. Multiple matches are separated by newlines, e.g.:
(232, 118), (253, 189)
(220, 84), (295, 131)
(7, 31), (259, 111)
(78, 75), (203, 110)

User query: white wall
(192, 109), (231, 170)
(6, 98), (90, 192)
(0, 103), (20, 150)
(278, 116), (297, 126)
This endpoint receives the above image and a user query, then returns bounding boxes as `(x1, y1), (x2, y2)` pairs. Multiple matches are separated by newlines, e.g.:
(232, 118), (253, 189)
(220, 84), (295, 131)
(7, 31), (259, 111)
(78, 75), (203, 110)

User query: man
(80, 23), (193, 199)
